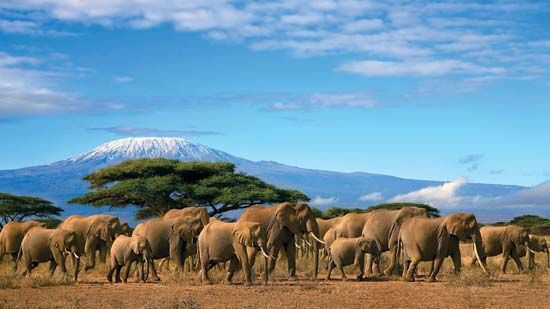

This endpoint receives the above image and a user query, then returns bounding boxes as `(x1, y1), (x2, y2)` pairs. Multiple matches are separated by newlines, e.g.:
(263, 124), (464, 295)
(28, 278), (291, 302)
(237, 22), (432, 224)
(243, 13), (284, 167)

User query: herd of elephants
(0, 202), (548, 285)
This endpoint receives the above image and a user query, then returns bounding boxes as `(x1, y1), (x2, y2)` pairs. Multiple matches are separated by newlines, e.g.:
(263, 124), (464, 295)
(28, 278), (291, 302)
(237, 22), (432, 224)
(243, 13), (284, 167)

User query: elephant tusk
(295, 242), (302, 249)
(527, 247), (537, 254)
(310, 232), (326, 245)
(473, 240), (487, 273)
(260, 247), (270, 259)
(73, 252), (80, 260)
(302, 238), (312, 247)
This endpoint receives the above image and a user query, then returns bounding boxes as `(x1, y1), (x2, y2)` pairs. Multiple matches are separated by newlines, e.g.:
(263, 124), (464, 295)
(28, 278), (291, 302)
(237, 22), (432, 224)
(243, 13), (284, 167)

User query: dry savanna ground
(1, 243), (549, 309)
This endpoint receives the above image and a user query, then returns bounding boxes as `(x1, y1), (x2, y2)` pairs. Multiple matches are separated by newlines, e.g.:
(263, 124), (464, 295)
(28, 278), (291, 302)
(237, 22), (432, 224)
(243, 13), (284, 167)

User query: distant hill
(0, 137), (527, 223)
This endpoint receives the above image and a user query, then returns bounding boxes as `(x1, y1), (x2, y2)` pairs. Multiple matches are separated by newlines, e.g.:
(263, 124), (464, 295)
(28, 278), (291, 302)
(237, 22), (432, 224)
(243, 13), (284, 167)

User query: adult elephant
(132, 217), (195, 281)
(18, 227), (80, 281)
(400, 213), (486, 282)
(58, 216), (112, 271)
(199, 220), (270, 285)
(164, 207), (210, 227)
(361, 207), (428, 276)
(470, 225), (533, 273)
(516, 235), (549, 269)
(0, 221), (45, 270)
(238, 202), (324, 280)
(86, 214), (122, 263)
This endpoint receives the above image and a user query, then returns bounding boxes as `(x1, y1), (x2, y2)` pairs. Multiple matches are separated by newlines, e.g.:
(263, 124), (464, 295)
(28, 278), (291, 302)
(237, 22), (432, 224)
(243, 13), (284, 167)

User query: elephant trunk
(546, 250), (549, 268)
(472, 232), (487, 273)
(306, 218), (320, 280)
(263, 251), (269, 285)
(74, 256), (80, 282)
(169, 236), (185, 272)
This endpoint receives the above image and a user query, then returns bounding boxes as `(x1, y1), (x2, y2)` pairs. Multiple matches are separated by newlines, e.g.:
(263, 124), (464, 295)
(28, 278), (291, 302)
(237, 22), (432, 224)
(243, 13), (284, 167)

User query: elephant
(198, 220), (271, 285)
(18, 227), (80, 281)
(470, 225), (532, 273)
(86, 214), (123, 263)
(57, 216), (112, 271)
(516, 235), (549, 269)
(400, 213), (486, 282)
(361, 207), (428, 276)
(160, 207), (209, 272)
(326, 236), (381, 281)
(322, 227), (338, 256)
(237, 202), (325, 280)
(132, 217), (195, 281)
(316, 217), (341, 257)
(0, 220), (45, 270)
(107, 235), (153, 283)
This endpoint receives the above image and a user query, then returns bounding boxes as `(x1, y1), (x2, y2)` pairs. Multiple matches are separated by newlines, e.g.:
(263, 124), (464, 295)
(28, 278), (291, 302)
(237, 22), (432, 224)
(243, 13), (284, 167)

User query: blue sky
(1, 1), (549, 187)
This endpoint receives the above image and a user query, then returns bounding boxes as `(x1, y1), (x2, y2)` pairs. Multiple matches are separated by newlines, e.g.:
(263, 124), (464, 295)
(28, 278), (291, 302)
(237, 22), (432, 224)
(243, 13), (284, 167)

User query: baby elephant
(108, 235), (152, 283)
(326, 237), (380, 281)
(19, 227), (80, 281)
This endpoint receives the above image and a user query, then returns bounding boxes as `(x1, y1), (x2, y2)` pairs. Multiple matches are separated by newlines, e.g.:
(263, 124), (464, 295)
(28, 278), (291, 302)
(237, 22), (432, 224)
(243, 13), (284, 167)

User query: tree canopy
(493, 215), (550, 235)
(312, 202), (440, 219)
(0, 193), (63, 228)
(69, 158), (309, 219)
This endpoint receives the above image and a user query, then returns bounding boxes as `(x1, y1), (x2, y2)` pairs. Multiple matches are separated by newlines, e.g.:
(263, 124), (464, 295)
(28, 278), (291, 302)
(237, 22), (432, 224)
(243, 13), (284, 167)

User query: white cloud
(390, 177), (468, 208)
(337, 60), (505, 77)
(0, 0), (544, 81)
(113, 76), (134, 83)
(359, 192), (383, 202)
(310, 196), (338, 207)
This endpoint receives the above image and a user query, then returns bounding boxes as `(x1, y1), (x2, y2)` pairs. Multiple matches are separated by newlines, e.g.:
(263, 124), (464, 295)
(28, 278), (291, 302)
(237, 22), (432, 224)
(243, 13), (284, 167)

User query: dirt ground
(1, 268), (549, 308)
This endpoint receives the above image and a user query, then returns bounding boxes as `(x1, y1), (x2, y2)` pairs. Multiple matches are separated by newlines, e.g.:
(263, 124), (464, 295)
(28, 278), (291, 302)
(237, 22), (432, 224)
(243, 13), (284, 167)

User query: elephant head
(508, 226), (531, 253)
(535, 237), (549, 267)
(168, 217), (194, 271)
(84, 220), (111, 270)
(105, 216), (122, 240)
(233, 221), (270, 284)
(50, 230), (80, 281)
(131, 235), (153, 261)
(120, 222), (133, 237)
(357, 237), (382, 255)
(444, 213), (487, 273)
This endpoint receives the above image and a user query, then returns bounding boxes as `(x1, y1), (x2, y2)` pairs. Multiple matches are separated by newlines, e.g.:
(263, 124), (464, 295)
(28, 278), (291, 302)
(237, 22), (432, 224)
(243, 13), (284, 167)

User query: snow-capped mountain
(0, 137), (530, 223)
(61, 137), (241, 166)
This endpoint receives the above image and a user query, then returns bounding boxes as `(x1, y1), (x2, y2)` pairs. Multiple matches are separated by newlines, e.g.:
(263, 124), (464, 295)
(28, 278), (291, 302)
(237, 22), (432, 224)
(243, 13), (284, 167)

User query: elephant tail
(0, 233), (5, 257)
(15, 245), (23, 265)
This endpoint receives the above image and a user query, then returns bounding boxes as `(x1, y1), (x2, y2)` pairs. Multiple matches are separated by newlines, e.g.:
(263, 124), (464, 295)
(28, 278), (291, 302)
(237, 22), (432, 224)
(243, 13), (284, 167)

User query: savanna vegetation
(493, 215), (550, 235)
(0, 193), (63, 229)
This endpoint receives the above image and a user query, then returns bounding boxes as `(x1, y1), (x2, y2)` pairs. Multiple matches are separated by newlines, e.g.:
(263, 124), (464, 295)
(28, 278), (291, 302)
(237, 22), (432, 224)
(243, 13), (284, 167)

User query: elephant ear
(233, 222), (255, 247)
(49, 232), (64, 251)
(198, 207), (209, 226)
(131, 237), (140, 255)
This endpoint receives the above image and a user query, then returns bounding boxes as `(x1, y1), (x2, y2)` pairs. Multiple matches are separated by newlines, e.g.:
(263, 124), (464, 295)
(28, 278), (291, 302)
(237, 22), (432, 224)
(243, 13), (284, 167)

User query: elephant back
(134, 218), (171, 259)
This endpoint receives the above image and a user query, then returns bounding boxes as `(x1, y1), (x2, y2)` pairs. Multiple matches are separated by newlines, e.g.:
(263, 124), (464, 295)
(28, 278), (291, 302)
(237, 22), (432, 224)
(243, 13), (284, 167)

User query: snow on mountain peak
(66, 137), (235, 164)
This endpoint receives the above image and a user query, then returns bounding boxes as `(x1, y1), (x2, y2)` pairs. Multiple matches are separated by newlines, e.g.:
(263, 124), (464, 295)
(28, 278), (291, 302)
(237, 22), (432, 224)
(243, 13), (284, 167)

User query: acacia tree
(0, 193), (63, 228)
(69, 158), (309, 219)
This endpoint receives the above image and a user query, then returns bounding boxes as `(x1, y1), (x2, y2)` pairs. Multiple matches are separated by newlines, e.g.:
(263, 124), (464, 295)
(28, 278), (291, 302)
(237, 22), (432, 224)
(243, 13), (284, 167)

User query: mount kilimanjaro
(0, 137), (526, 223)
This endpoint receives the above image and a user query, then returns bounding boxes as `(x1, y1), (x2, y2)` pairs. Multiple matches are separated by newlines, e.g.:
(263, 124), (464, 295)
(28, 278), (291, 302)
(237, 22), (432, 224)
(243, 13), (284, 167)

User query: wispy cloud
(458, 153), (484, 172)
(359, 192), (383, 202)
(0, 51), (125, 118)
(88, 126), (223, 137)
(490, 169), (504, 175)
(0, 19), (74, 36)
(112, 76), (134, 83)
(265, 93), (377, 111)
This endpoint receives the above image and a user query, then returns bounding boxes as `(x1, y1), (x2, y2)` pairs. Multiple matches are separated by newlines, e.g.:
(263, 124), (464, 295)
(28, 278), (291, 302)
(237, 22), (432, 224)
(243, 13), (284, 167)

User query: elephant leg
(235, 244), (252, 285)
(405, 260), (419, 282)
(123, 260), (133, 283)
(11, 253), (18, 272)
(384, 247), (398, 276)
(283, 240), (298, 280)
(326, 258), (334, 280)
(365, 254), (374, 276)
(501, 249), (511, 273)
(510, 250), (523, 273)
(225, 256), (239, 284)
(48, 260), (57, 276)
(355, 251), (365, 281)
(107, 264), (116, 283)
(200, 259), (213, 284)
(85, 250), (96, 271)
(373, 255), (381, 275)
(149, 259), (161, 281)
(99, 245), (107, 264)
(428, 258), (445, 282)
(451, 251), (461, 274)
(335, 258), (347, 281)
(115, 265), (122, 283)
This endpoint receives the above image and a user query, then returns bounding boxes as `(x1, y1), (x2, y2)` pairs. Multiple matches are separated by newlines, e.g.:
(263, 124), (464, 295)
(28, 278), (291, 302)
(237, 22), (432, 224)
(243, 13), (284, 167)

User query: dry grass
(1, 244), (550, 308)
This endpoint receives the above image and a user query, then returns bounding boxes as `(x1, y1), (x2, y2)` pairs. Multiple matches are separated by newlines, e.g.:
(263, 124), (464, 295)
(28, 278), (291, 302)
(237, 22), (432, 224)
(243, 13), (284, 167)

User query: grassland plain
(0, 240), (549, 309)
